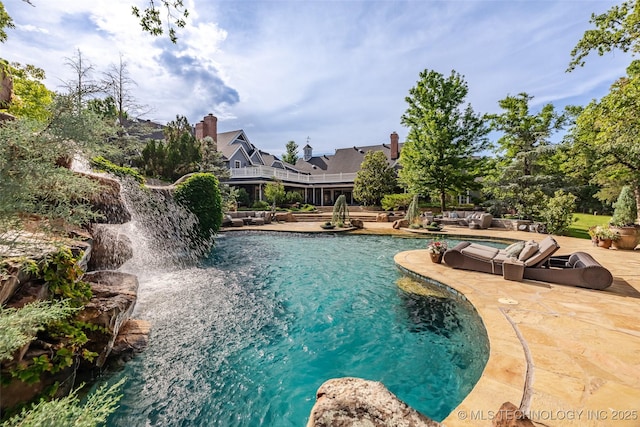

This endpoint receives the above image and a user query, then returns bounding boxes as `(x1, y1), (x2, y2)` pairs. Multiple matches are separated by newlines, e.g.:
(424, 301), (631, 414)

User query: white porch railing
(229, 165), (357, 184)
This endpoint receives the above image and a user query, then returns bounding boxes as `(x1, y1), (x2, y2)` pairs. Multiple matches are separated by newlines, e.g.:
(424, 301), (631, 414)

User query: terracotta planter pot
(429, 253), (443, 264)
(610, 226), (640, 250)
(597, 238), (612, 249)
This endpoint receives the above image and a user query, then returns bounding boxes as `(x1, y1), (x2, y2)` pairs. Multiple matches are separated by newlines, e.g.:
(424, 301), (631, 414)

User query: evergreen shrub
(174, 173), (222, 238)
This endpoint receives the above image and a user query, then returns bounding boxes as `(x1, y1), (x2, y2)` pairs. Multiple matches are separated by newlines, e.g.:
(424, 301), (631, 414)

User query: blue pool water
(105, 233), (490, 426)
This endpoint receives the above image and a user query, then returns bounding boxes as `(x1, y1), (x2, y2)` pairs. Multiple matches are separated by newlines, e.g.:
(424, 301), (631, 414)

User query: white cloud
(1, 0), (633, 155)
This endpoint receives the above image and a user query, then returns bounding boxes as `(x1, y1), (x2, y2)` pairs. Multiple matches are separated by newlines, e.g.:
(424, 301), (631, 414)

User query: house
(195, 114), (402, 206)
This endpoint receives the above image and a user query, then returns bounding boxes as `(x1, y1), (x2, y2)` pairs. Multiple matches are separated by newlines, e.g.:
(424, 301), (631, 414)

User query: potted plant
(588, 225), (620, 249)
(609, 186), (640, 250)
(320, 221), (335, 230)
(426, 239), (448, 263)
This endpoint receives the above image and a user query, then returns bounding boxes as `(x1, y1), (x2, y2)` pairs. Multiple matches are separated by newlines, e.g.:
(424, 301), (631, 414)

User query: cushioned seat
(443, 236), (612, 290)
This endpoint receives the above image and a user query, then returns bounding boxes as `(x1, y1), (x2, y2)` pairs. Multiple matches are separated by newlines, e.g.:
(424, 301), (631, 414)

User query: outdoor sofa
(435, 211), (493, 229)
(222, 211), (272, 227)
(443, 235), (613, 290)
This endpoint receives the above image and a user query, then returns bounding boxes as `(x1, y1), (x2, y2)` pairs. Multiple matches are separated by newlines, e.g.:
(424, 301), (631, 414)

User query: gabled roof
(216, 130), (258, 163)
(294, 143), (403, 175)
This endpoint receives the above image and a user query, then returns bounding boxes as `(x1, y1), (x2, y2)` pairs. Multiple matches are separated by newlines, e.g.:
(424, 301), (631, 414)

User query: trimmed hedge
(173, 173), (223, 238)
(90, 156), (146, 184)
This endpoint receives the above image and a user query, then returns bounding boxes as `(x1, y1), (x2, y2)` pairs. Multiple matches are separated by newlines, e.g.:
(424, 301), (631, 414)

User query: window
(234, 160), (241, 168)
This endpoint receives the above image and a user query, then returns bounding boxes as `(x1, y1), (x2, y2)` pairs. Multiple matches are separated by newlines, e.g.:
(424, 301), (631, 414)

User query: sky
(1, 0), (634, 157)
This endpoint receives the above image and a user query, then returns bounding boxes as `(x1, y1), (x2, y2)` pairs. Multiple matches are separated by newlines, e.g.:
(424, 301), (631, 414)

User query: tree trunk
(440, 189), (446, 212)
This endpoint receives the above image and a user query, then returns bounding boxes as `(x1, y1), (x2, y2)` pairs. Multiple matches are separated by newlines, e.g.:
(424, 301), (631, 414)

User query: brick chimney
(390, 132), (399, 160)
(202, 113), (218, 143)
(196, 114), (218, 143)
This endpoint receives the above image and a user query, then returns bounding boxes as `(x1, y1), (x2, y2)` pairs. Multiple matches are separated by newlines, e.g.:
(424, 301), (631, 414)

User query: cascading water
(116, 178), (214, 275)
(71, 156), (212, 274)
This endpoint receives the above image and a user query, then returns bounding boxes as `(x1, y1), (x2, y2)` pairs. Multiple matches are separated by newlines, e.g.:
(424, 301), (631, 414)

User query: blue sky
(2, 0), (633, 157)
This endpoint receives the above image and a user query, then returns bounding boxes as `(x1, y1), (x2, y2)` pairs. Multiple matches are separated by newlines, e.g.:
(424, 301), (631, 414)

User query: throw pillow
(518, 241), (539, 261)
(504, 241), (525, 258)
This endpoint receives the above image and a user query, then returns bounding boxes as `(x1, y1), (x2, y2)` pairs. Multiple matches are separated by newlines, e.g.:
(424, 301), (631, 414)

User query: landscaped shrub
(235, 187), (251, 207)
(90, 156), (146, 184)
(285, 191), (303, 205)
(252, 200), (270, 210)
(173, 173), (222, 238)
(405, 194), (420, 224)
(541, 190), (577, 235)
(264, 180), (285, 208)
(381, 193), (414, 211)
(611, 185), (638, 226)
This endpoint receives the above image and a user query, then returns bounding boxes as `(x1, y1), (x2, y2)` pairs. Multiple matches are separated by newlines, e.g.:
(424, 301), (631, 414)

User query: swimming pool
(105, 233), (490, 426)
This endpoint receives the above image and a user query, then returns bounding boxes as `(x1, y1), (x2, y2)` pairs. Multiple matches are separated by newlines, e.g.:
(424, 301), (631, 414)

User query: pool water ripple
(105, 233), (490, 426)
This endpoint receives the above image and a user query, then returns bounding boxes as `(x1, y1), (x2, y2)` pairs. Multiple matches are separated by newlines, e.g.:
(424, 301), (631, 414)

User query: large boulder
(307, 378), (440, 427)
(79, 270), (139, 367)
(274, 212), (297, 222)
(110, 319), (151, 364)
(377, 213), (390, 222)
(87, 224), (133, 271)
(392, 219), (409, 229)
(84, 174), (131, 224)
(350, 219), (364, 229)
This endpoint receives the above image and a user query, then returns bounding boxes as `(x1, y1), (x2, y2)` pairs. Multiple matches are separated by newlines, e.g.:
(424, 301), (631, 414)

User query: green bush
(381, 193), (414, 211)
(299, 204), (316, 212)
(611, 185), (638, 226)
(541, 190), (577, 235)
(90, 156), (145, 184)
(252, 200), (270, 210)
(285, 191), (303, 205)
(235, 187), (251, 207)
(174, 173), (222, 238)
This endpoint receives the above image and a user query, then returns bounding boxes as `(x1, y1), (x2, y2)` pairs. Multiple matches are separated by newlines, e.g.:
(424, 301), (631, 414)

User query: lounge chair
(443, 236), (613, 290)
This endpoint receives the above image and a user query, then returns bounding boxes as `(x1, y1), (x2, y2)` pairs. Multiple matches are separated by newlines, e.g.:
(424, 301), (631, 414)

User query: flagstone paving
(223, 221), (640, 426)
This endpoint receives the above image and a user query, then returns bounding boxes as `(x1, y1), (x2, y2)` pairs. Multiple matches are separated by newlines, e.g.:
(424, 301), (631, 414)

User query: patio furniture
(443, 236), (613, 290)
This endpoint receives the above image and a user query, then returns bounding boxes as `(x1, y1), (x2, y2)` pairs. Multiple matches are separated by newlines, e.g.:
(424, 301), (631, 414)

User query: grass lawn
(567, 213), (613, 239)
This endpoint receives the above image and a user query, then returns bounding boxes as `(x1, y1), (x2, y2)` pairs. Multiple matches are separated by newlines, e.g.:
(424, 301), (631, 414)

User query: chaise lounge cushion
(504, 241), (525, 258)
(521, 236), (560, 267)
(518, 241), (539, 262)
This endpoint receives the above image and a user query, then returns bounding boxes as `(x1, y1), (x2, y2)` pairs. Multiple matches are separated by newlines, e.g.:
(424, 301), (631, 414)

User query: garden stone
(307, 377), (440, 427)
(79, 271), (139, 367)
(87, 224), (133, 271)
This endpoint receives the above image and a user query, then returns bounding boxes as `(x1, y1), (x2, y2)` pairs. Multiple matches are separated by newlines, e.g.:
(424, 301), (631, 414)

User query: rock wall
(0, 174), (148, 412)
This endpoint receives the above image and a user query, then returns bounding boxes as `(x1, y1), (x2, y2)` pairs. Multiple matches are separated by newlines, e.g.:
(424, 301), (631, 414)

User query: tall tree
(140, 115), (202, 181)
(4, 62), (53, 122)
(61, 49), (103, 115)
(398, 69), (489, 212)
(353, 151), (397, 206)
(102, 53), (148, 126)
(264, 180), (285, 209)
(568, 0), (640, 71)
(282, 140), (299, 165)
(570, 60), (640, 219)
(484, 93), (567, 218)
